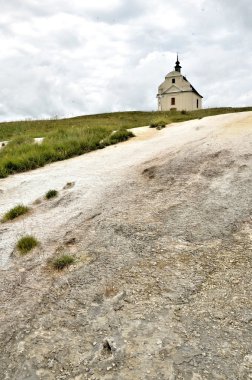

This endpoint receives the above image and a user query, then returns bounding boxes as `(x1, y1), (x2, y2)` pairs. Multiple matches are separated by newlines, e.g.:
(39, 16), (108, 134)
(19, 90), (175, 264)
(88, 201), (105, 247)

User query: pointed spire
(175, 54), (182, 73)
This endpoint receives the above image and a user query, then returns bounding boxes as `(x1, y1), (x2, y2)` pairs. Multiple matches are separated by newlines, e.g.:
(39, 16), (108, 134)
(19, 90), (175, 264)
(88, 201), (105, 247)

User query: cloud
(0, 0), (251, 121)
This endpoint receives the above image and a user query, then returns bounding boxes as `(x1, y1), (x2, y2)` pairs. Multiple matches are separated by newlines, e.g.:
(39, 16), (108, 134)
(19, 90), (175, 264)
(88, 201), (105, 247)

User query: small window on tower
(171, 97), (175, 105)
(172, 78), (175, 84)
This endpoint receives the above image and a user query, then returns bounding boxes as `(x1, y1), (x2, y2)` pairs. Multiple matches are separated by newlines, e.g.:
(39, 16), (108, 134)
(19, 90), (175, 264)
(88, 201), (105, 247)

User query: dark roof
(183, 76), (203, 98)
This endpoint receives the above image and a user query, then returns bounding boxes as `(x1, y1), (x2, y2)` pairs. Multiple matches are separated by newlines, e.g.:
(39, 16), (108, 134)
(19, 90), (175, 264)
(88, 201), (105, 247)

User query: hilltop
(0, 107), (252, 178)
(0, 111), (252, 379)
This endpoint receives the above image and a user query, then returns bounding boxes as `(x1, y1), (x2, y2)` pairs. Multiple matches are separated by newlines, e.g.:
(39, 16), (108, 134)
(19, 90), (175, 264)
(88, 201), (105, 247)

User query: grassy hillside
(0, 107), (252, 141)
(0, 107), (251, 178)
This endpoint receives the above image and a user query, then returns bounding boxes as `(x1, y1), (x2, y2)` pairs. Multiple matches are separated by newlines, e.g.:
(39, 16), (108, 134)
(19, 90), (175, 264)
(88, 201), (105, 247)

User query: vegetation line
(0, 128), (134, 178)
(0, 107), (251, 178)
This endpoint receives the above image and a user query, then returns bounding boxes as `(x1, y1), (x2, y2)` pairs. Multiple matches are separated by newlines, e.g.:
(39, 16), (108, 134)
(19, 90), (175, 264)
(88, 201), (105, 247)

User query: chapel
(157, 56), (203, 111)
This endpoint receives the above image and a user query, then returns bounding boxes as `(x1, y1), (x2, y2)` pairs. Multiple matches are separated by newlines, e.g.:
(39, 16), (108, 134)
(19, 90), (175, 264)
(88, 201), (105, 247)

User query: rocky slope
(0, 112), (252, 380)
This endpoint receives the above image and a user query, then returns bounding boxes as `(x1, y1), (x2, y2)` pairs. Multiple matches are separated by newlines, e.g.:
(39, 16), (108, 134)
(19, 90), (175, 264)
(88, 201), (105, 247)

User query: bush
(100, 129), (134, 148)
(149, 120), (167, 129)
(51, 255), (74, 270)
(1, 204), (29, 222)
(45, 189), (58, 199)
(17, 235), (38, 255)
(109, 129), (135, 143)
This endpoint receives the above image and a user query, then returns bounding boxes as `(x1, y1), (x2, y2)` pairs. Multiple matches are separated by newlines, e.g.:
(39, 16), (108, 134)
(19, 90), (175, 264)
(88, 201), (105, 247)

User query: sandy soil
(0, 112), (252, 379)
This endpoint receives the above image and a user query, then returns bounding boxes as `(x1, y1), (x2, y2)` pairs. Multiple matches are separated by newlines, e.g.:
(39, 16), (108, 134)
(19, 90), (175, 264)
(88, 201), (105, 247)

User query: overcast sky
(0, 0), (251, 121)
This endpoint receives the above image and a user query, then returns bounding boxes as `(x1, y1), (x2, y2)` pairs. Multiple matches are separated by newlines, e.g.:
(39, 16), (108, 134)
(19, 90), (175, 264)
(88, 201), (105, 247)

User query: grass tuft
(45, 189), (58, 199)
(17, 235), (38, 255)
(149, 120), (167, 129)
(100, 129), (135, 147)
(51, 255), (74, 270)
(1, 204), (29, 222)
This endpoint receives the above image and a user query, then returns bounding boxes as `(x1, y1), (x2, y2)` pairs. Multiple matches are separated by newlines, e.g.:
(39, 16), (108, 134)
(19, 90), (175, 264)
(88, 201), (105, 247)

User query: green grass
(1, 204), (29, 222)
(51, 255), (75, 270)
(16, 235), (38, 255)
(149, 119), (167, 129)
(45, 189), (58, 199)
(0, 107), (251, 178)
(0, 126), (134, 178)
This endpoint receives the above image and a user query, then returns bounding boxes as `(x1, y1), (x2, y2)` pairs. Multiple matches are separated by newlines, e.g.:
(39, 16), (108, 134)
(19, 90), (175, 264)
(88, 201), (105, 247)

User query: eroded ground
(0, 112), (252, 379)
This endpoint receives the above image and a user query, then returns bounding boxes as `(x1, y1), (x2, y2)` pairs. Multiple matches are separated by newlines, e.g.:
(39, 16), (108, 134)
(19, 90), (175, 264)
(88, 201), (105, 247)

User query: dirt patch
(142, 165), (157, 179)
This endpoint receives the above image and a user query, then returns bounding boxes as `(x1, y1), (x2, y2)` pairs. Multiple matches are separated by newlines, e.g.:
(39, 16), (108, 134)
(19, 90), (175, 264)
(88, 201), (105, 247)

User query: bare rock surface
(0, 112), (252, 379)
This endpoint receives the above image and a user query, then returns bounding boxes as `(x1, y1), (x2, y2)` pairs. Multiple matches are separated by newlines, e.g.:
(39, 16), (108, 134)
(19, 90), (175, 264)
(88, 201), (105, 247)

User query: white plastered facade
(157, 69), (203, 111)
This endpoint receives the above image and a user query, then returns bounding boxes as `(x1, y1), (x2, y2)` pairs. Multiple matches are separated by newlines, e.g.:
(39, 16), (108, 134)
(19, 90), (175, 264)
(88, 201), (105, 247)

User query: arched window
(171, 97), (175, 105)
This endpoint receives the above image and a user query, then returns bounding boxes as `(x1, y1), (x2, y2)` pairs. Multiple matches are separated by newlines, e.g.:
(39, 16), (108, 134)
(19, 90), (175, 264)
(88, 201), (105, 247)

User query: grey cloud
(83, 0), (148, 24)
(0, 0), (251, 121)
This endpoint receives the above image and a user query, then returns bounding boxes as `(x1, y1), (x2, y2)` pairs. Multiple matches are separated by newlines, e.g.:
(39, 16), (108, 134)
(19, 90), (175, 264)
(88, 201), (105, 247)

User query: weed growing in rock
(1, 204), (29, 222)
(17, 235), (38, 255)
(51, 255), (74, 270)
(45, 189), (58, 199)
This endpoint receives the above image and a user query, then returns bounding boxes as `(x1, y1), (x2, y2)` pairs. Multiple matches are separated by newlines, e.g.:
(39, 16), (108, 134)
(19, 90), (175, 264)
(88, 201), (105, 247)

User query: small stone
(47, 359), (54, 368)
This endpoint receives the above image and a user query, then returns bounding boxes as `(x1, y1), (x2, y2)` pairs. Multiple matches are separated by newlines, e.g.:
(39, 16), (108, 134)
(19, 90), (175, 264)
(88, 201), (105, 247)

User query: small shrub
(100, 129), (134, 147)
(51, 255), (74, 270)
(17, 235), (38, 255)
(149, 120), (166, 129)
(181, 110), (188, 115)
(45, 189), (58, 199)
(109, 129), (135, 143)
(2, 204), (29, 222)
